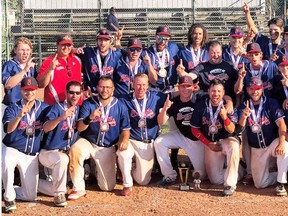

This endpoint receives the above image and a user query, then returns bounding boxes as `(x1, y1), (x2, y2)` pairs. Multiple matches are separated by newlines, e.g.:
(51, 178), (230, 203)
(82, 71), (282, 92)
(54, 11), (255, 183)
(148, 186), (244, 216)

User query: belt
(20, 151), (37, 156)
(58, 149), (69, 154)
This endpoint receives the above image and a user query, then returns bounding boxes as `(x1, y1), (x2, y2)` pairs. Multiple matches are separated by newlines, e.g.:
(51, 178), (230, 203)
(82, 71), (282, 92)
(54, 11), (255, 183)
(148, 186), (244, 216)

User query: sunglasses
(68, 90), (81, 95)
(129, 47), (142, 52)
(156, 35), (170, 43)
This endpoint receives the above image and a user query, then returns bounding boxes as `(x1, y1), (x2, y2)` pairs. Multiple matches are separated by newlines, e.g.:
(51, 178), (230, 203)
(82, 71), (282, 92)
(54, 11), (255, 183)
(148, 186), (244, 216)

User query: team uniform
(113, 54), (148, 98)
(191, 98), (240, 190)
(222, 46), (249, 71)
(2, 58), (37, 106)
(79, 47), (122, 94)
(154, 92), (207, 182)
(242, 60), (278, 98)
(38, 54), (82, 105)
(2, 100), (49, 202)
(145, 41), (179, 92)
(117, 90), (166, 188)
(69, 96), (130, 193)
(38, 102), (80, 198)
(238, 96), (288, 188)
(177, 45), (209, 70)
(192, 60), (238, 99)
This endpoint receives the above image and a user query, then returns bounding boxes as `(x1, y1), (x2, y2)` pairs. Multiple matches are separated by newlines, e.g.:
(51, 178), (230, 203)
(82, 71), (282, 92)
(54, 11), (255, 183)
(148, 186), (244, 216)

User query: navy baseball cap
(57, 34), (73, 45)
(156, 26), (171, 37)
(279, 55), (288, 66)
(179, 73), (198, 86)
(248, 77), (263, 89)
(230, 27), (244, 38)
(127, 38), (142, 48)
(97, 29), (111, 40)
(247, 43), (262, 53)
(21, 77), (38, 90)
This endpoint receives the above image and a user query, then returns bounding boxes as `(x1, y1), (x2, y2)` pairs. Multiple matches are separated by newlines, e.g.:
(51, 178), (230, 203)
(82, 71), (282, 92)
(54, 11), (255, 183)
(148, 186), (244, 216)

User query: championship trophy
(178, 162), (190, 191)
(193, 172), (201, 191)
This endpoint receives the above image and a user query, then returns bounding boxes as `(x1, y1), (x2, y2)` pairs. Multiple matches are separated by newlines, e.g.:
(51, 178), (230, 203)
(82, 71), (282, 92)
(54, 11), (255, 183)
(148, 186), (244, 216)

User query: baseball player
(177, 23), (209, 73)
(2, 77), (49, 213)
(37, 81), (82, 207)
(2, 37), (37, 106)
(75, 28), (123, 94)
(191, 79), (241, 196)
(113, 37), (157, 98)
(68, 76), (130, 200)
(154, 74), (207, 186)
(222, 27), (249, 71)
(117, 73), (166, 196)
(234, 42), (278, 99)
(37, 34), (82, 105)
(243, 2), (284, 61)
(238, 77), (288, 196)
(270, 26), (288, 66)
(145, 26), (180, 92)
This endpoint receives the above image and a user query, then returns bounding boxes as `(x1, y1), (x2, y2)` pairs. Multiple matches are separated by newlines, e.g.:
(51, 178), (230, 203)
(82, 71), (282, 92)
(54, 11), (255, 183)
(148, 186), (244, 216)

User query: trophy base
(179, 184), (190, 191)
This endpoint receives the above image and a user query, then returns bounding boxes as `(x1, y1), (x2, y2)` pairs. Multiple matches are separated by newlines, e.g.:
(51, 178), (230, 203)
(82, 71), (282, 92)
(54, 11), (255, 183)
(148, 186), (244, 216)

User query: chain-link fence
(2, 0), (287, 64)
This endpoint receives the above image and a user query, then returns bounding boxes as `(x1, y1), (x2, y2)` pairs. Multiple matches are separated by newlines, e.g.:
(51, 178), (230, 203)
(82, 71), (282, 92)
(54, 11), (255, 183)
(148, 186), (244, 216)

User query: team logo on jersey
(130, 109), (155, 118)
(120, 74), (130, 83)
(102, 67), (114, 75)
(208, 73), (229, 81)
(202, 117), (223, 130)
(107, 117), (116, 127)
(263, 81), (273, 90)
(188, 62), (194, 70)
(90, 64), (99, 73)
(247, 116), (270, 126)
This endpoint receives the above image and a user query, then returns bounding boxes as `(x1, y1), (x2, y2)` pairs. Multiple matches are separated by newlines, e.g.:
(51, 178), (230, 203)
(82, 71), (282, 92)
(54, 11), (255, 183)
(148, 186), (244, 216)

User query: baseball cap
(56, 34), (73, 45)
(21, 77), (38, 90)
(248, 77), (263, 89)
(230, 27), (244, 38)
(179, 73), (199, 86)
(284, 26), (288, 34)
(127, 38), (142, 48)
(156, 26), (171, 37)
(279, 55), (288, 66)
(246, 43), (262, 53)
(97, 29), (111, 40)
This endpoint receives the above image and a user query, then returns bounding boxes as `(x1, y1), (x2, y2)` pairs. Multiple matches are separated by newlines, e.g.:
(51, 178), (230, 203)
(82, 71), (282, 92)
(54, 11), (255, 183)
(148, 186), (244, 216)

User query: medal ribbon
(153, 45), (170, 70)
(249, 61), (263, 77)
(268, 39), (282, 56)
(98, 97), (113, 124)
(96, 49), (112, 76)
(249, 98), (264, 124)
(208, 100), (223, 125)
(229, 47), (241, 70)
(190, 47), (201, 67)
(132, 93), (147, 119)
(124, 57), (141, 93)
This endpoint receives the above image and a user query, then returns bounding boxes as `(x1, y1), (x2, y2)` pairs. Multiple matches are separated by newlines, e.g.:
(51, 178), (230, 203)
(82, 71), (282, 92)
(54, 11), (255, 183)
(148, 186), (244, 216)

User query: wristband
(83, 116), (92, 125)
(223, 118), (231, 126)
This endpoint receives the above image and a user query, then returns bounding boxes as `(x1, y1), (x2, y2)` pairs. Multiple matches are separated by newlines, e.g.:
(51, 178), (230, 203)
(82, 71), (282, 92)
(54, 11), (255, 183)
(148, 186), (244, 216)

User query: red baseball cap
(246, 43), (262, 53)
(230, 27), (244, 38)
(97, 29), (111, 40)
(57, 34), (73, 45)
(127, 38), (142, 48)
(248, 77), (263, 89)
(156, 26), (171, 37)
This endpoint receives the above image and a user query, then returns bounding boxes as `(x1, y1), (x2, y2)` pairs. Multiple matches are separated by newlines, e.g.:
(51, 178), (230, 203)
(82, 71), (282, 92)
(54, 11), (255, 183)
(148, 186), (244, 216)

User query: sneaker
(121, 187), (132, 196)
(223, 186), (236, 196)
(68, 190), (86, 200)
(158, 176), (176, 187)
(54, 193), (67, 207)
(5, 200), (16, 213)
(276, 183), (287, 196)
(242, 174), (254, 185)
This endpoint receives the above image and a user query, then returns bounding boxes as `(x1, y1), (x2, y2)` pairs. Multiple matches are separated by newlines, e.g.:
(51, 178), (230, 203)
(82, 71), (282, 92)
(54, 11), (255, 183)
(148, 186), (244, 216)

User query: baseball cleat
(276, 183), (287, 196)
(54, 193), (67, 207)
(5, 200), (16, 213)
(242, 174), (253, 185)
(158, 176), (177, 187)
(68, 190), (86, 200)
(121, 187), (132, 196)
(223, 186), (236, 196)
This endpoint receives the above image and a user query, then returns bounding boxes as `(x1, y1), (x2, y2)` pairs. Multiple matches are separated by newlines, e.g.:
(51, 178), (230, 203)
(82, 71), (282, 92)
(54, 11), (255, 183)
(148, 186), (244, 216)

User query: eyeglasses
(156, 35), (170, 43)
(129, 47), (142, 52)
(68, 91), (81, 95)
(98, 86), (113, 90)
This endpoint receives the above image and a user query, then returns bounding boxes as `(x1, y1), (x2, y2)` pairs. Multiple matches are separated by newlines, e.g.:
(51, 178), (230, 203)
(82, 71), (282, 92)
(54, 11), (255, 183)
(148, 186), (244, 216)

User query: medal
(209, 124), (218, 134)
(138, 118), (146, 128)
(158, 68), (167, 78)
(251, 123), (261, 133)
(68, 129), (72, 139)
(100, 122), (110, 132)
(26, 125), (35, 136)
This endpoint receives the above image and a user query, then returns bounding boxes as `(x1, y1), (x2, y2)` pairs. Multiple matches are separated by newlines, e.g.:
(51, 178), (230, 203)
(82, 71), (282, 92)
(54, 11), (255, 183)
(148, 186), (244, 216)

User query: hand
(207, 142), (222, 152)
(83, 86), (92, 100)
(163, 94), (173, 111)
(143, 51), (151, 65)
(219, 104), (228, 120)
(61, 106), (75, 121)
(245, 27), (257, 42)
(74, 44), (86, 54)
(239, 62), (246, 79)
(269, 51), (279, 62)
(24, 57), (36, 73)
(243, 2), (250, 13)
(48, 54), (58, 71)
(18, 100), (34, 118)
(90, 106), (102, 120)
(281, 72), (288, 87)
(275, 142), (285, 155)
(282, 99), (288, 110)
(243, 100), (252, 118)
(118, 141), (129, 151)
(176, 59), (186, 77)
(115, 26), (125, 41)
(238, 46), (247, 57)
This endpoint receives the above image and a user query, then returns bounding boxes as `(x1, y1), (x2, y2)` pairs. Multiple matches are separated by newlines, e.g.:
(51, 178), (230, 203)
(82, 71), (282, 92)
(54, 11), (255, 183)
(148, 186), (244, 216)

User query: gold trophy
(178, 162), (190, 191)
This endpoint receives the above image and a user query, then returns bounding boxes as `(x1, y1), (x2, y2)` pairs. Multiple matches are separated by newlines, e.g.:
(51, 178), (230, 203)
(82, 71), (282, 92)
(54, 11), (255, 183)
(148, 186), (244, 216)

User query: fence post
(38, 35), (43, 65)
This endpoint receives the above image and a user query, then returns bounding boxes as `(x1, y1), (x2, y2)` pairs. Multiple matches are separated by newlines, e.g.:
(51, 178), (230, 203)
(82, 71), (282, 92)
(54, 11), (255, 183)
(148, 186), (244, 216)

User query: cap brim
(58, 40), (73, 45)
(97, 35), (111, 40)
(179, 83), (194, 86)
(279, 62), (288, 66)
(129, 45), (142, 49)
(248, 50), (261, 53)
(248, 85), (263, 89)
(230, 34), (243, 38)
(157, 32), (171, 37)
(21, 86), (38, 90)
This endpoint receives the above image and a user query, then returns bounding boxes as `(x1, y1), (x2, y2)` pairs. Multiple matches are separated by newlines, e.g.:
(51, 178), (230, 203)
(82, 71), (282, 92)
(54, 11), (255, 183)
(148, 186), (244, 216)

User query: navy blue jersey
(2, 100), (49, 153)
(2, 58), (38, 106)
(79, 96), (130, 147)
(238, 96), (284, 148)
(113, 55), (148, 98)
(120, 90), (166, 141)
(222, 46), (249, 70)
(190, 98), (238, 141)
(192, 60), (238, 99)
(243, 60), (278, 98)
(145, 41), (180, 91)
(79, 47), (122, 93)
(42, 102), (80, 151)
(177, 45), (208, 70)
(271, 74), (286, 105)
